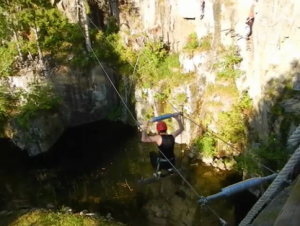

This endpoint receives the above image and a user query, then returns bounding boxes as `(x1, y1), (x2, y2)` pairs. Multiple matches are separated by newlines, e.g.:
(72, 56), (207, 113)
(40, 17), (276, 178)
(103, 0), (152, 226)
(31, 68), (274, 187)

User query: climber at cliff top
(141, 114), (184, 178)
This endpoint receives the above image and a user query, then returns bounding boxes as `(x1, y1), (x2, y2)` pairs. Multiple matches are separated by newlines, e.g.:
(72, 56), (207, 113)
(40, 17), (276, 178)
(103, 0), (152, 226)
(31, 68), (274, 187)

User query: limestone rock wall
(5, 65), (119, 156)
(117, 0), (300, 144)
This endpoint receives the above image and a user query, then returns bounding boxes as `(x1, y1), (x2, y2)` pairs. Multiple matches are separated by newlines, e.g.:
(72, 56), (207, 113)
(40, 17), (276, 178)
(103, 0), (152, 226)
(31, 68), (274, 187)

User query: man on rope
(141, 114), (184, 178)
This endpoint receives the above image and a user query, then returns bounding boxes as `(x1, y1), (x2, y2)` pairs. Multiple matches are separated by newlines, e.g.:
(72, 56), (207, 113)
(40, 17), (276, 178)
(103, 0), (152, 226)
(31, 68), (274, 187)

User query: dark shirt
(157, 135), (175, 160)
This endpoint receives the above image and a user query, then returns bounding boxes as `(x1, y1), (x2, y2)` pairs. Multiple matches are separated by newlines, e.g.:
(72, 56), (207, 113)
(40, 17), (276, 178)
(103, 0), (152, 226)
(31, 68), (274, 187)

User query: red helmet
(156, 121), (167, 132)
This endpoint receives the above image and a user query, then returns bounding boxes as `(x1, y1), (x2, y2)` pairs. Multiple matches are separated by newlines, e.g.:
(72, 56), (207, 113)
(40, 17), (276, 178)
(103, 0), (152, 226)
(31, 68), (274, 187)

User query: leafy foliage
(184, 33), (199, 50)
(183, 32), (212, 52)
(0, 85), (20, 136)
(218, 91), (253, 144)
(17, 83), (62, 128)
(107, 106), (122, 121)
(236, 134), (289, 174)
(194, 134), (216, 158)
(3, 209), (125, 226)
(0, 43), (18, 76)
(214, 46), (243, 79)
(0, 82), (61, 132)
(0, 0), (88, 74)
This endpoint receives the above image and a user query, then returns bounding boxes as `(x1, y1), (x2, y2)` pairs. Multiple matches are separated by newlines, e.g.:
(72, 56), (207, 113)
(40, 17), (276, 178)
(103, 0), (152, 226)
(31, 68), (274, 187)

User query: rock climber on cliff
(200, 0), (205, 20)
(141, 114), (184, 178)
(245, 7), (255, 40)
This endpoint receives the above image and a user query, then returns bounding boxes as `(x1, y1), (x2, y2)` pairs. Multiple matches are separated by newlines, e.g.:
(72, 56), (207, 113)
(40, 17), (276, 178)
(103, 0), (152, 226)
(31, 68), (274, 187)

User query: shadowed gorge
(0, 120), (256, 226)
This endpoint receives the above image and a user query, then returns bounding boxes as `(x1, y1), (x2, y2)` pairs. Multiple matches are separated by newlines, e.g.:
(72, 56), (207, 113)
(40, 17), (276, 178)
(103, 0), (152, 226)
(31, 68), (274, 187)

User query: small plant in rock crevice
(107, 106), (122, 121)
(183, 32), (212, 52)
(0, 85), (20, 136)
(235, 133), (289, 175)
(194, 133), (216, 158)
(175, 93), (188, 105)
(0, 83), (62, 132)
(214, 45), (243, 79)
(16, 83), (62, 128)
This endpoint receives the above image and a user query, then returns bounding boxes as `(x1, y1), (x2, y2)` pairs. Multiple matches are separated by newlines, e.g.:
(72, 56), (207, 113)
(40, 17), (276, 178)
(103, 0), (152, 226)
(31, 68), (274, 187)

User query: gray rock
(0, 210), (9, 216)
(80, 210), (88, 215)
(47, 203), (55, 209)
(280, 99), (300, 113)
(5, 64), (119, 156)
(150, 217), (168, 226)
(292, 72), (300, 91)
(162, 210), (170, 218)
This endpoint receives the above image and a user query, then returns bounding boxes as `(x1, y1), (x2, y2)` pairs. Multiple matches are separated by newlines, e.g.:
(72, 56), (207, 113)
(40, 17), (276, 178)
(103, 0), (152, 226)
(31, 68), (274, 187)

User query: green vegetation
(0, 1), (89, 73)
(154, 90), (169, 101)
(107, 106), (122, 121)
(194, 91), (252, 158)
(194, 134), (216, 158)
(214, 46), (243, 79)
(0, 86), (20, 136)
(183, 32), (212, 52)
(0, 210), (124, 226)
(0, 83), (61, 134)
(236, 134), (289, 174)
(218, 91), (252, 143)
(205, 78), (239, 100)
(190, 45), (252, 161)
(136, 42), (184, 87)
(175, 93), (187, 104)
(16, 83), (62, 128)
(0, 0), (190, 133)
(142, 107), (155, 121)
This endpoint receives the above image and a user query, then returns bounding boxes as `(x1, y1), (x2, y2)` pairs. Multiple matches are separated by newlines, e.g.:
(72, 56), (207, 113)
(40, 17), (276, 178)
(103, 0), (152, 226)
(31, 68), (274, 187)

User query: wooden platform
(274, 176), (300, 226)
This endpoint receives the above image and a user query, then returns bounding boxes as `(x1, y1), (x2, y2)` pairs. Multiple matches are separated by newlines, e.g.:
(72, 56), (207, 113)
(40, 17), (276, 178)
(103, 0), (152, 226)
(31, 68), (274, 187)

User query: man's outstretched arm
(141, 122), (160, 143)
(172, 114), (184, 138)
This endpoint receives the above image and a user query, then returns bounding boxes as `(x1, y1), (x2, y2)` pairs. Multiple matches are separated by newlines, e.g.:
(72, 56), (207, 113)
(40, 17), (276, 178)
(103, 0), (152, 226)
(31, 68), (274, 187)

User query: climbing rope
(287, 125), (300, 151)
(76, 21), (228, 225)
(239, 145), (300, 225)
(239, 125), (300, 225)
(180, 104), (184, 169)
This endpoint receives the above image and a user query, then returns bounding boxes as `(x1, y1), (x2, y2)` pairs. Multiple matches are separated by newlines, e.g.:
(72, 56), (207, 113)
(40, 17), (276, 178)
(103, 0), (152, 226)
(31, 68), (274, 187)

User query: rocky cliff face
(4, 0), (300, 158)
(117, 0), (300, 169)
(4, 64), (119, 156)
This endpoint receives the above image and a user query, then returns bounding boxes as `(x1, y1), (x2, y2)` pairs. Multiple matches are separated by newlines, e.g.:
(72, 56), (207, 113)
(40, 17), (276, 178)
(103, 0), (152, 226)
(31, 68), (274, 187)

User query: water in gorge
(0, 120), (257, 226)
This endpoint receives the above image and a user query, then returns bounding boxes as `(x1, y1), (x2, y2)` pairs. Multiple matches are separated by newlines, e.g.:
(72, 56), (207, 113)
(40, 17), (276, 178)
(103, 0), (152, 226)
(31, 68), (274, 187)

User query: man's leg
(167, 158), (176, 174)
(149, 151), (158, 168)
(149, 151), (161, 178)
(159, 158), (176, 174)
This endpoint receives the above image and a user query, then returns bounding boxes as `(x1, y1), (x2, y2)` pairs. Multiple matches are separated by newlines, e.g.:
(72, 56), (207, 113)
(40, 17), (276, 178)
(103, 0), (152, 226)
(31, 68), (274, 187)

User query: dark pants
(149, 151), (175, 171)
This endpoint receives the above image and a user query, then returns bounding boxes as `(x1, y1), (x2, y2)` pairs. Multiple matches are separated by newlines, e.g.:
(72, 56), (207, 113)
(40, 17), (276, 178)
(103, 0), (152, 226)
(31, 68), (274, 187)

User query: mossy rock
(0, 210), (125, 226)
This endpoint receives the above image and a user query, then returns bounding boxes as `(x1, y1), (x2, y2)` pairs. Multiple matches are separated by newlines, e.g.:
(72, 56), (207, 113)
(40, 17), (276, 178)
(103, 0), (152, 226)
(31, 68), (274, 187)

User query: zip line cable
(87, 17), (276, 175)
(75, 21), (227, 225)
